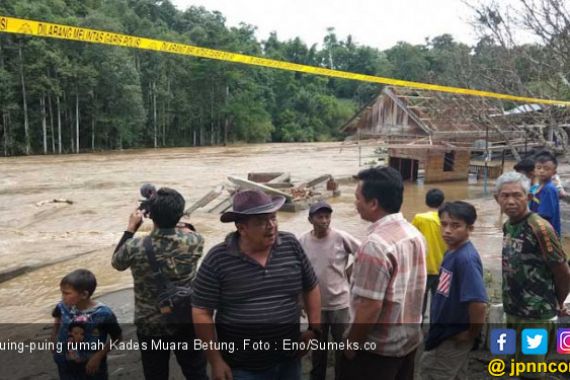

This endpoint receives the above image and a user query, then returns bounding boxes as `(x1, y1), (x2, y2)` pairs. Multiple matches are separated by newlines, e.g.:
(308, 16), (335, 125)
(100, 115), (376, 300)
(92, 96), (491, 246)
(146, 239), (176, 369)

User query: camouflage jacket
(112, 227), (204, 336)
(502, 212), (566, 319)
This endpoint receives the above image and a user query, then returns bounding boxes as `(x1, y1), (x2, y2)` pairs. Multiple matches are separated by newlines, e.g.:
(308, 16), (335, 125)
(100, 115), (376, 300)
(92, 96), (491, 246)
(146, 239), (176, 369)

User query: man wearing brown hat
(192, 189), (322, 380)
(299, 201), (361, 380)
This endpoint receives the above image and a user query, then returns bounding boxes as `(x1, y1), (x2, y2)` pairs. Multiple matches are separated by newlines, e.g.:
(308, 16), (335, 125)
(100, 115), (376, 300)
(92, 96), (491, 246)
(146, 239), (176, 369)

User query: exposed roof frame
(383, 87), (434, 135)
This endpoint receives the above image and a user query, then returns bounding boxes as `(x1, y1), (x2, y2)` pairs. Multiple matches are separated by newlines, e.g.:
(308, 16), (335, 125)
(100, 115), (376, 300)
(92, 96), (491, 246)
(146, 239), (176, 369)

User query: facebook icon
(490, 329), (516, 355)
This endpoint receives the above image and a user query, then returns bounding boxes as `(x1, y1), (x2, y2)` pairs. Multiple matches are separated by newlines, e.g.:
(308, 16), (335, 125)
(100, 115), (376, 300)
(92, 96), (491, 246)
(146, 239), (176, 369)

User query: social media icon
(490, 329), (516, 355)
(557, 328), (570, 354)
(522, 329), (548, 355)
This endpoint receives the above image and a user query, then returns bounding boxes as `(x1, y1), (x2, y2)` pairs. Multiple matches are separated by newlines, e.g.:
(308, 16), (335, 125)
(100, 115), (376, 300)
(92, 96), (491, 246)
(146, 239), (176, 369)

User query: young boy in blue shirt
(530, 151), (561, 236)
(420, 201), (488, 379)
(52, 269), (121, 380)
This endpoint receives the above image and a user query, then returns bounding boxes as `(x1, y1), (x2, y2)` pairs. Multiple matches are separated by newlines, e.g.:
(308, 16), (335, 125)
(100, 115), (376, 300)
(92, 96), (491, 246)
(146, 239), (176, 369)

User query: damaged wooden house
(342, 86), (569, 183)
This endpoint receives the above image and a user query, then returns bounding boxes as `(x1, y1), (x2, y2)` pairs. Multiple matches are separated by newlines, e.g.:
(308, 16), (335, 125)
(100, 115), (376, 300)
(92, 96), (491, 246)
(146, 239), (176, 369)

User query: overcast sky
(170, 0), (485, 50)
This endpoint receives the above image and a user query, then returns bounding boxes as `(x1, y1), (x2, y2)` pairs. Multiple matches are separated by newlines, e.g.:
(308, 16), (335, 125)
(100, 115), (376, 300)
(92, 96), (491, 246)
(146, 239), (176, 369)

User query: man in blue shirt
(530, 151), (561, 236)
(420, 201), (488, 379)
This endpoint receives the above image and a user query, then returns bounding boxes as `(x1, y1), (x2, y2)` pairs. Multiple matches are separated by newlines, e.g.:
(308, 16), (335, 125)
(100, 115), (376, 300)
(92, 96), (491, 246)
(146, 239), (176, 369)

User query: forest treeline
(0, 0), (568, 156)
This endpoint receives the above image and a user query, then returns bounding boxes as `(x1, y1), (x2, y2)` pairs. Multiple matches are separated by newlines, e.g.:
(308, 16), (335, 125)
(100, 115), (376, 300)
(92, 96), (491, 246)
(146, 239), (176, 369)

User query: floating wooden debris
(298, 174), (331, 189)
(267, 172), (291, 185)
(227, 175), (293, 201)
(247, 172), (291, 186)
(184, 185), (224, 215)
(186, 172), (341, 215)
(35, 199), (74, 207)
(208, 197), (232, 214)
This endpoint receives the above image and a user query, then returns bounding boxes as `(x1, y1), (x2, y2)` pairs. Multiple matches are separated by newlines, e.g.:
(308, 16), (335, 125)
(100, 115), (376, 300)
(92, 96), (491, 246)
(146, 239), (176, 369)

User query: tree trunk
(91, 93), (95, 151)
(223, 85), (229, 146)
(0, 43), (8, 156)
(75, 90), (79, 153)
(48, 94), (55, 153)
(91, 116), (95, 151)
(18, 43), (30, 155)
(40, 95), (47, 154)
(210, 90), (214, 145)
(199, 107), (204, 146)
(161, 100), (166, 147)
(153, 80), (157, 148)
(56, 95), (62, 154)
(63, 91), (73, 153)
(218, 116), (223, 145)
(164, 79), (170, 147)
(2, 112), (7, 156)
(547, 125), (555, 142)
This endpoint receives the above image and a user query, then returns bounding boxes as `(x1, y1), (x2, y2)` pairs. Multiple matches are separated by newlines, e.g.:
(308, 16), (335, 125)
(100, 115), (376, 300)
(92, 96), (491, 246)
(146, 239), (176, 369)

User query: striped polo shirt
(192, 230), (318, 370)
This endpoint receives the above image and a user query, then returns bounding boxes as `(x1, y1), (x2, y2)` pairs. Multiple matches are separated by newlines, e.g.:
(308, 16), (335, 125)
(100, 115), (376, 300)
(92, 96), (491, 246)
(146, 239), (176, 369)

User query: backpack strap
(143, 236), (169, 291)
(527, 213), (556, 260)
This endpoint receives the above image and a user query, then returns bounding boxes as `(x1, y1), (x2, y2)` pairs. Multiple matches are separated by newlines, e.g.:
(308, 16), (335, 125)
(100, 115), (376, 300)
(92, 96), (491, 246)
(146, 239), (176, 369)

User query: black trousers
(339, 349), (416, 380)
(136, 328), (208, 380)
(422, 274), (440, 317)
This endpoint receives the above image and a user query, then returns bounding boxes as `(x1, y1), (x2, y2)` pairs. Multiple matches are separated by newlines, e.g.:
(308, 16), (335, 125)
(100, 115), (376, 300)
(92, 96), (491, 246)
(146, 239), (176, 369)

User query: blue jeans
(232, 358), (301, 380)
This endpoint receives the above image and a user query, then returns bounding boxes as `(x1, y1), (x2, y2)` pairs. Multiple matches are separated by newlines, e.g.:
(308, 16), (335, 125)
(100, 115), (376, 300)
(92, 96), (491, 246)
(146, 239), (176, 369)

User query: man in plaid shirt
(340, 166), (426, 380)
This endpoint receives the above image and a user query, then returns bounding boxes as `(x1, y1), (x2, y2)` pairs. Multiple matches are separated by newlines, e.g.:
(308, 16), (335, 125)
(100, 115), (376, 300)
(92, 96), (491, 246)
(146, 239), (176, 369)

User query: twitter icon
(522, 329), (548, 355)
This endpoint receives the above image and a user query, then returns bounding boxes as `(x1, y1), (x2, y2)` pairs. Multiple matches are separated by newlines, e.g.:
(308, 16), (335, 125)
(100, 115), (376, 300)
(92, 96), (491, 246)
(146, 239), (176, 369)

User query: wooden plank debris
(248, 172), (283, 183)
(208, 196), (232, 214)
(227, 176), (293, 201)
(185, 173), (341, 215)
(184, 185), (225, 215)
(267, 172), (291, 184)
(35, 199), (73, 206)
(298, 174), (332, 189)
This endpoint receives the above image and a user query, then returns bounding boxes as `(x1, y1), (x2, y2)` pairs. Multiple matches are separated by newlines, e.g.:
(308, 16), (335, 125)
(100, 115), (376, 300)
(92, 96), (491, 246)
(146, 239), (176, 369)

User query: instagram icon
(557, 328), (570, 354)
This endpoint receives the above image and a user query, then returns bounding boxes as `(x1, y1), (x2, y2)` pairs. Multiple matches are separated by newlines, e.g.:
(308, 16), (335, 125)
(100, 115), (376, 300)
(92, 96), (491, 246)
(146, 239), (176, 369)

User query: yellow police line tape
(1, 15), (569, 106)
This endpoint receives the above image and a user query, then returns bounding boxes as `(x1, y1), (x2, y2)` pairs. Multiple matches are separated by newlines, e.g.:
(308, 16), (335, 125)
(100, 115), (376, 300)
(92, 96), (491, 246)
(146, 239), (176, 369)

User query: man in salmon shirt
(340, 166), (426, 380)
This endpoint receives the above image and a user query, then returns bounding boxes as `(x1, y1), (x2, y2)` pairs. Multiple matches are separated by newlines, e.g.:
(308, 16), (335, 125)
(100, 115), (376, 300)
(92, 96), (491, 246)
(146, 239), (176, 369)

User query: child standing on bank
(412, 188), (447, 319)
(530, 151), (561, 236)
(420, 201), (488, 380)
(52, 269), (121, 380)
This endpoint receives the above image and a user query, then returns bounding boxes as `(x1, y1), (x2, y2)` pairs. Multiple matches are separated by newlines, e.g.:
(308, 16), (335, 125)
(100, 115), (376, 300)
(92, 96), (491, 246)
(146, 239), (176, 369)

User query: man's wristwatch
(308, 325), (323, 340)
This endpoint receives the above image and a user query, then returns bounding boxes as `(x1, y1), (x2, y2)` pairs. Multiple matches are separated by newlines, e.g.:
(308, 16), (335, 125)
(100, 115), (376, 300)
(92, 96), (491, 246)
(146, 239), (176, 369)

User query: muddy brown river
(0, 142), (509, 323)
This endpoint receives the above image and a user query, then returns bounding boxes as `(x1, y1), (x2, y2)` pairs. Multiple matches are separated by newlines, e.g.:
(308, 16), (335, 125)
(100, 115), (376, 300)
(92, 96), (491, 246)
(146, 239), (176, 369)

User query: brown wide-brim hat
(220, 189), (286, 223)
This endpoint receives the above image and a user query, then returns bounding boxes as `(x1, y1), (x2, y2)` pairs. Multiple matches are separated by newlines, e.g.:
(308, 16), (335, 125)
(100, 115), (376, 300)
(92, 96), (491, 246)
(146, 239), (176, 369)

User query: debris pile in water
(184, 172), (341, 215)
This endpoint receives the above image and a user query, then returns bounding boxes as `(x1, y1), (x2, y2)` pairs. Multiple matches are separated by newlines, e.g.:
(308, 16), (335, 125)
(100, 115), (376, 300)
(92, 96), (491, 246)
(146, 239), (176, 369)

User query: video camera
(138, 183), (156, 216)
(137, 184), (197, 232)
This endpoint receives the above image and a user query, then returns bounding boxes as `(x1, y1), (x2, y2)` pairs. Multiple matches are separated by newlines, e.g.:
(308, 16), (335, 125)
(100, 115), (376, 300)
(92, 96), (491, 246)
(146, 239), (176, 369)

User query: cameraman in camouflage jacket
(112, 187), (207, 380)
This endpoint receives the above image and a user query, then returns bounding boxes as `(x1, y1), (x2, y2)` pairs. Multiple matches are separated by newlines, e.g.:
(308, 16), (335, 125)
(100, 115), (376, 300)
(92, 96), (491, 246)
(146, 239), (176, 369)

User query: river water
(0, 142), (508, 322)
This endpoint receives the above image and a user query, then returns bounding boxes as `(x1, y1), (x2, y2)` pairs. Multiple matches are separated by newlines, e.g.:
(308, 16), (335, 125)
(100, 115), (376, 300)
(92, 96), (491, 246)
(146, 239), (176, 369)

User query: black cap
(309, 201), (333, 216)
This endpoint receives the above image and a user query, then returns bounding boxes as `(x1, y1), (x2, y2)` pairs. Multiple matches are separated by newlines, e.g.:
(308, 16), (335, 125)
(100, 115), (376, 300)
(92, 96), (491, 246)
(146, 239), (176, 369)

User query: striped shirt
(350, 212), (426, 357)
(192, 231), (318, 370)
